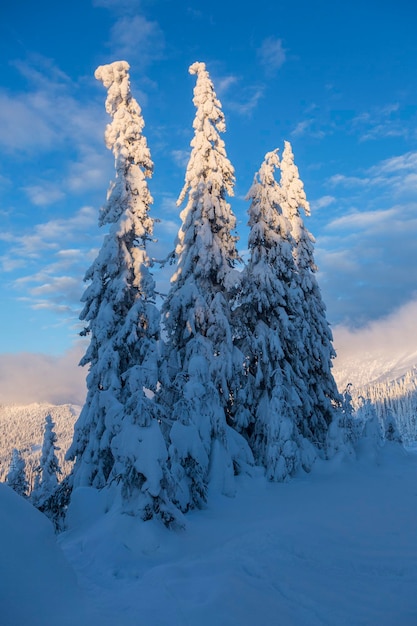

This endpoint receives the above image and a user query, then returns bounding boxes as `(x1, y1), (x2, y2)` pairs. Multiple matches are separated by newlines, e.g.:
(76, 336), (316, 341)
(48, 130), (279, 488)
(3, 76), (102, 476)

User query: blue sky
(1, 0), (417, 401)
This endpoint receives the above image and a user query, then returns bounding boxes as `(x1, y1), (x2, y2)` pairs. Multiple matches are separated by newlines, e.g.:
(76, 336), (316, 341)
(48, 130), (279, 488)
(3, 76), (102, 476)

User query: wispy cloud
(0, 92), (58, 153)
(311, 195), (336, 211)
(351, 103), (410, 142)
(25, 274), (82, 314)
(109, 14), (165, 68)
(291, 120), (311, 137)
(171, 150), (190, 169)
(328, 174), (370, 187)
(368, 151), (417, 176)
(226, 87), (264, 117)
(216, 73), (264, 117)
(66, 150), (111, 194)
(1, 206), (100, 317)
(329, 151), (417, 200)
(316, 201), (417, 324)
(291, 118), (326, 139)
(315, 148), (417, 325)
(94, 0), (165, 71)
(215, 75), (239, 95)
(326, 207), (398, 231)
(258, 37), (286, 75)
(0, 56), (104, 157)
(23, 184), (65, 206)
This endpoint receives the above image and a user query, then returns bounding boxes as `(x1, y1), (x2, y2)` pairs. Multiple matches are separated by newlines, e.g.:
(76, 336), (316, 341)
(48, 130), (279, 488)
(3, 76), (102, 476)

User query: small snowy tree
(161, 61), (252, 510)
(66, 61), (176, 526)
(6, 448), (28, 497)
(354, 396), (384, 461)
(233, 150), (312, 481)
(384, 408), (402, 443)
(32, 414), (62, 509)
(280, 140), (342, 450)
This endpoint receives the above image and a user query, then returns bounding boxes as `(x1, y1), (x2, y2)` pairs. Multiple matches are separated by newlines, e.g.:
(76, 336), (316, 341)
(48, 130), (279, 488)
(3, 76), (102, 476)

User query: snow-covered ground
(2, 443), (417, 626)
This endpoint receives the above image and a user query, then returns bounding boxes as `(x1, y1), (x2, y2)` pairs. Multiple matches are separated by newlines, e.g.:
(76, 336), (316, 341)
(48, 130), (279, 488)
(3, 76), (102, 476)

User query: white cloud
(258, 37), (286, 74)
(326, 207), (398, 231)
(0, 92), (58, 153)
(108, 14), (165, 69)
(328, 151), (417, 203)
(215, 75), (239, 95)
(66, 150), (111, 194)
(315, 193), (417, 325)
(328, 174), (371, 187)
(23, 184), (65, 206)
(30, 276), (80, 297)
(315, 148), (417, 325)
(316, 248), (360, 274)
(171, 150), (190, 169)
(368, 151), (417, 176)
(1, 206), (100, 316)
(351, 102), (410, 142)
(333, 298), (417, 389)
(291, 118), (326, 139)
(9, 207), (96, 258)
(226, 88), (264, 117)
(311, 195), (335, 211)
(0, 55), (106, 207)
(291, 120), (311, 137)
(0, 345), (87, 405)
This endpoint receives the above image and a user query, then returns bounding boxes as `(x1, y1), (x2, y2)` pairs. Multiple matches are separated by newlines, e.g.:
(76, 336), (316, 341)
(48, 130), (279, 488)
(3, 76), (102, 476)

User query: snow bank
(0, 485), (103, 626)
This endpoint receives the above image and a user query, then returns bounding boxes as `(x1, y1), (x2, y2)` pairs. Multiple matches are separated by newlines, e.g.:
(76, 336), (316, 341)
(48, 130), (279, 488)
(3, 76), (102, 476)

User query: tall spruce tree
(234, 150), (314, 481)
(66, 61), (176, 525)
(161, 62), (252, 511)
(280, 141), (341, 449)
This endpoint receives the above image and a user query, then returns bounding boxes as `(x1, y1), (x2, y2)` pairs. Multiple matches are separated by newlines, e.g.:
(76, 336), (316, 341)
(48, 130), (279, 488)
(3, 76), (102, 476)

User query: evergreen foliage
(66, 61), (176, 525)
(56, 60), (358, 523)
(349, 370), (417, 444)
(233, 150), (310, 481)
(32, 414), (62, 509)
(6, 448), (28, 497)
(161, 62), (253, 510)
(280, 141), (342, 448)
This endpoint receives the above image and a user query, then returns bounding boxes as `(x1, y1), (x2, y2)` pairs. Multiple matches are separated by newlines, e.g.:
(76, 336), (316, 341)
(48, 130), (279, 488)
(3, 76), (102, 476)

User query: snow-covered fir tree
(161, 61), (253, 510)
(67, 61), (176, 526)
(280, 140), (342, 450)
(6, 448), (28, 497)
(32, 414), (62, 509)
(233, 150), (314, 481)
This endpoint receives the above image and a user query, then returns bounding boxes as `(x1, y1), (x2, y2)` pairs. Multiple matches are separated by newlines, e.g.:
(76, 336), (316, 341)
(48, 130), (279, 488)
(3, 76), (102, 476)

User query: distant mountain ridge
(333, 355), (417, 444)
(1, 354), (417, 488)
(0, 403), (79, 487)
(333, 350), (417, 391)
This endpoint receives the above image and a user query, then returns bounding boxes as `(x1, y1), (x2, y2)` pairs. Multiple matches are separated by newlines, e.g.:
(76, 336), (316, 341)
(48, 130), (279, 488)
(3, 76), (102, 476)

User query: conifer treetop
(178, 61), (234, 206)
(95, 61), (154, 232)
(95, 61), (152, 176)
(281, 140), (310, 218)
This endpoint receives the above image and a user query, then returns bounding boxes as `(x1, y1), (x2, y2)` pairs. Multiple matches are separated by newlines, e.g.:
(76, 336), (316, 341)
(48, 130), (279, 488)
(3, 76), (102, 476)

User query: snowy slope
(0, 484), (102, 626)
(50, 445), (417, 626)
